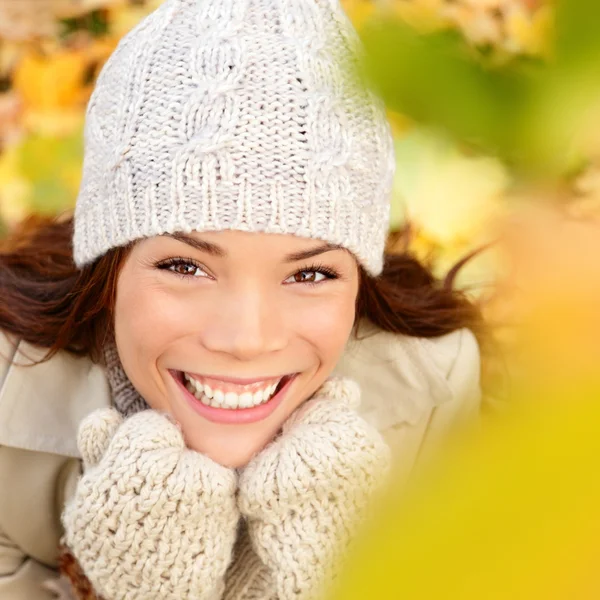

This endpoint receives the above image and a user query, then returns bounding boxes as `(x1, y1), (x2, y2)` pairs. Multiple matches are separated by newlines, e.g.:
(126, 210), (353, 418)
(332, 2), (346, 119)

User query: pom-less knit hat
(73, 0), (395, 275)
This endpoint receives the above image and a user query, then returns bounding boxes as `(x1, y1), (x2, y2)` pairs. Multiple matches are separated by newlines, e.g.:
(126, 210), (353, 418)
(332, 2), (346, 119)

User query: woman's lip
(172, 372), (298, 425)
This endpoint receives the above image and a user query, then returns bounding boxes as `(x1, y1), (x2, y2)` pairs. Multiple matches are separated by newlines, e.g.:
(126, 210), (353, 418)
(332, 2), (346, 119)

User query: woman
(0, 0), (482, 598)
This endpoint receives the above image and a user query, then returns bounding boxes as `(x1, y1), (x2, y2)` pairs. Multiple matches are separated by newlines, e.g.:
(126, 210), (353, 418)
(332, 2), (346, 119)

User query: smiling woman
(0, 0), (482, 599)
(0, 215), (481, 599)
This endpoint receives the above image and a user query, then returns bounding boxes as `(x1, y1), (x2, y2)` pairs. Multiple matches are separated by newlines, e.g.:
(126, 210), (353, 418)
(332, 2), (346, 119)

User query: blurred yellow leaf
(341, 0), (377, 30)
(0, 144), (32, 225)
(107, 0), (164, 37)
(505, 4), (553, 56)
(86, 37), (120, 64)
(386, 109), (412, 138)
(0, 40), (21, 78)
(331, 389), (600, 599)
(13, 49), (88, 111)
(392, 0), (448, 33)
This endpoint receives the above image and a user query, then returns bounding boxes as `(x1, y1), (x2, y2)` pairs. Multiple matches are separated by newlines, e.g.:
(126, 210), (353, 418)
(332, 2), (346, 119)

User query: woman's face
(114, 230), (360, 467)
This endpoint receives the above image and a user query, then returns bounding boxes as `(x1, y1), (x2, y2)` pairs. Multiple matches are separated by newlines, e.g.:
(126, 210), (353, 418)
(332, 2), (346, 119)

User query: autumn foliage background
(2, 1), (600, 596)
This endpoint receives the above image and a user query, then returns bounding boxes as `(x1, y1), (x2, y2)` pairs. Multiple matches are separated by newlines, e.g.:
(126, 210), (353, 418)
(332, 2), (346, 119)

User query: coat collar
(334, 320), (453, 427)
(0, 335), (111, 458)
(0, 322), (456, 458)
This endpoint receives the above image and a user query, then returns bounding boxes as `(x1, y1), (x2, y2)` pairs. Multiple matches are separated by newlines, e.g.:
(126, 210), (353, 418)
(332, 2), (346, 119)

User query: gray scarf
(102, 338), (149, 417)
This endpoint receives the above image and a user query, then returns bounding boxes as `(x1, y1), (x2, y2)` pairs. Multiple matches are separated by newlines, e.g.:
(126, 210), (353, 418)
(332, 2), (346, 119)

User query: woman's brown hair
(0, 213), (484, 364)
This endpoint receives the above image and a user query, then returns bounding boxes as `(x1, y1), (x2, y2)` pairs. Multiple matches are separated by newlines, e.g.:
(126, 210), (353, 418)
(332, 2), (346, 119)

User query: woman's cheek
(289, 294), (356, 356)
(115, 284), (196, 403)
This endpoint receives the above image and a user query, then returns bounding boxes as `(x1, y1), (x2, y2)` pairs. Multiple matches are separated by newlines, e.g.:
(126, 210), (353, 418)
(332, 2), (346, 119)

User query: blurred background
(2, 1), (600, 596)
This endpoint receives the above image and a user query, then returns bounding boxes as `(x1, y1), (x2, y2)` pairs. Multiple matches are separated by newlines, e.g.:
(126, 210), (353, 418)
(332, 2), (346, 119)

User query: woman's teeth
(183, 374), (281, 409)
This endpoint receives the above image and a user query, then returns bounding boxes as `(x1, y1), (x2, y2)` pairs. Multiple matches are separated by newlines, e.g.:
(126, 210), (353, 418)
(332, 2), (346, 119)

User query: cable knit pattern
(72, 0), (395, 275)
(237, 376), (392, 599)
(61, 409), (240, 600)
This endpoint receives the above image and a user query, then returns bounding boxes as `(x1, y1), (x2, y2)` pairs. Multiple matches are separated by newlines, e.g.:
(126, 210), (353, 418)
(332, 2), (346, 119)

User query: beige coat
(0, 323), (481, 599)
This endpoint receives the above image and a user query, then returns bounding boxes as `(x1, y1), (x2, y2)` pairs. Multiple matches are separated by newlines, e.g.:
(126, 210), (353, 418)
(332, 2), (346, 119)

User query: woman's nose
(199, 289), (288, 361)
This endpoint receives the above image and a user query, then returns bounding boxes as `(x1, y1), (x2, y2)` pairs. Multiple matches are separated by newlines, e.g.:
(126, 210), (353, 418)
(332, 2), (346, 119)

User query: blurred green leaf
(360, 0), (600, 182)
(361, 21), (533, 160)
(17, 130), (83, 215)
(554, 0), (600, 70)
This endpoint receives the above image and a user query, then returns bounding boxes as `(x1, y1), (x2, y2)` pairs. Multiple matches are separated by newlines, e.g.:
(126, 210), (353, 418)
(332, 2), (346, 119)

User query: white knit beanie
(73, 0), (395, 275)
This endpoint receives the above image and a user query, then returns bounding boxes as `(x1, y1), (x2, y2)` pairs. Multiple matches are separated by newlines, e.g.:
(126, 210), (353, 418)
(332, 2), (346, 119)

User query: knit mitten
(61, 408), (240, 600)
(237, 377), (391, 600)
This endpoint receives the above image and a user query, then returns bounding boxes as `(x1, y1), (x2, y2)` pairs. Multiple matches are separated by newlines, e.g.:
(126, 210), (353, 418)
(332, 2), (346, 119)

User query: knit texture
(73, 0), (395, 275)
(236, 376), (391, 600)
(102, 337), (149, 417)
(61, 409), (240, 600)
(60, 377), (390, 600)
(223, 521), (276, 600)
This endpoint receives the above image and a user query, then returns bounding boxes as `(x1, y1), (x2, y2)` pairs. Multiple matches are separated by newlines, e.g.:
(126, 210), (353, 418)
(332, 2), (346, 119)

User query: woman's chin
(170, 401), (284, 467)
(184, 428), (276, 468)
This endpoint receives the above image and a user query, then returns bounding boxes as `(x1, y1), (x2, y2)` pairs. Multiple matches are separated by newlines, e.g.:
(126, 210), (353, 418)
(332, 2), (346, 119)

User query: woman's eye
(159, 260), (208, 278)
(285, 270), (327, 284)
(173, 263), (201, 276)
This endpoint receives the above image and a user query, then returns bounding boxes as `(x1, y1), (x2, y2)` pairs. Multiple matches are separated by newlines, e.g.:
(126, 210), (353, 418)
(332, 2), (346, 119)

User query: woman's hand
(62, 409), (240, 600)
(237, 377), (391, 600)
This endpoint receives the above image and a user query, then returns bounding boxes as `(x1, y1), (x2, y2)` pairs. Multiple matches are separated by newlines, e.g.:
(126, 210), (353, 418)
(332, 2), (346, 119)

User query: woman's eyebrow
(284, 243), (343, 263)
(166, 233), (226, 257)
(166, 233), (341, 262)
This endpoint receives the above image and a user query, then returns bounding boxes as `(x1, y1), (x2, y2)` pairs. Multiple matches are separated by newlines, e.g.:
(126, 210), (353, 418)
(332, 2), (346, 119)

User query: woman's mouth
(170, 370), (298, 424)
(183, 372), (283, 409)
